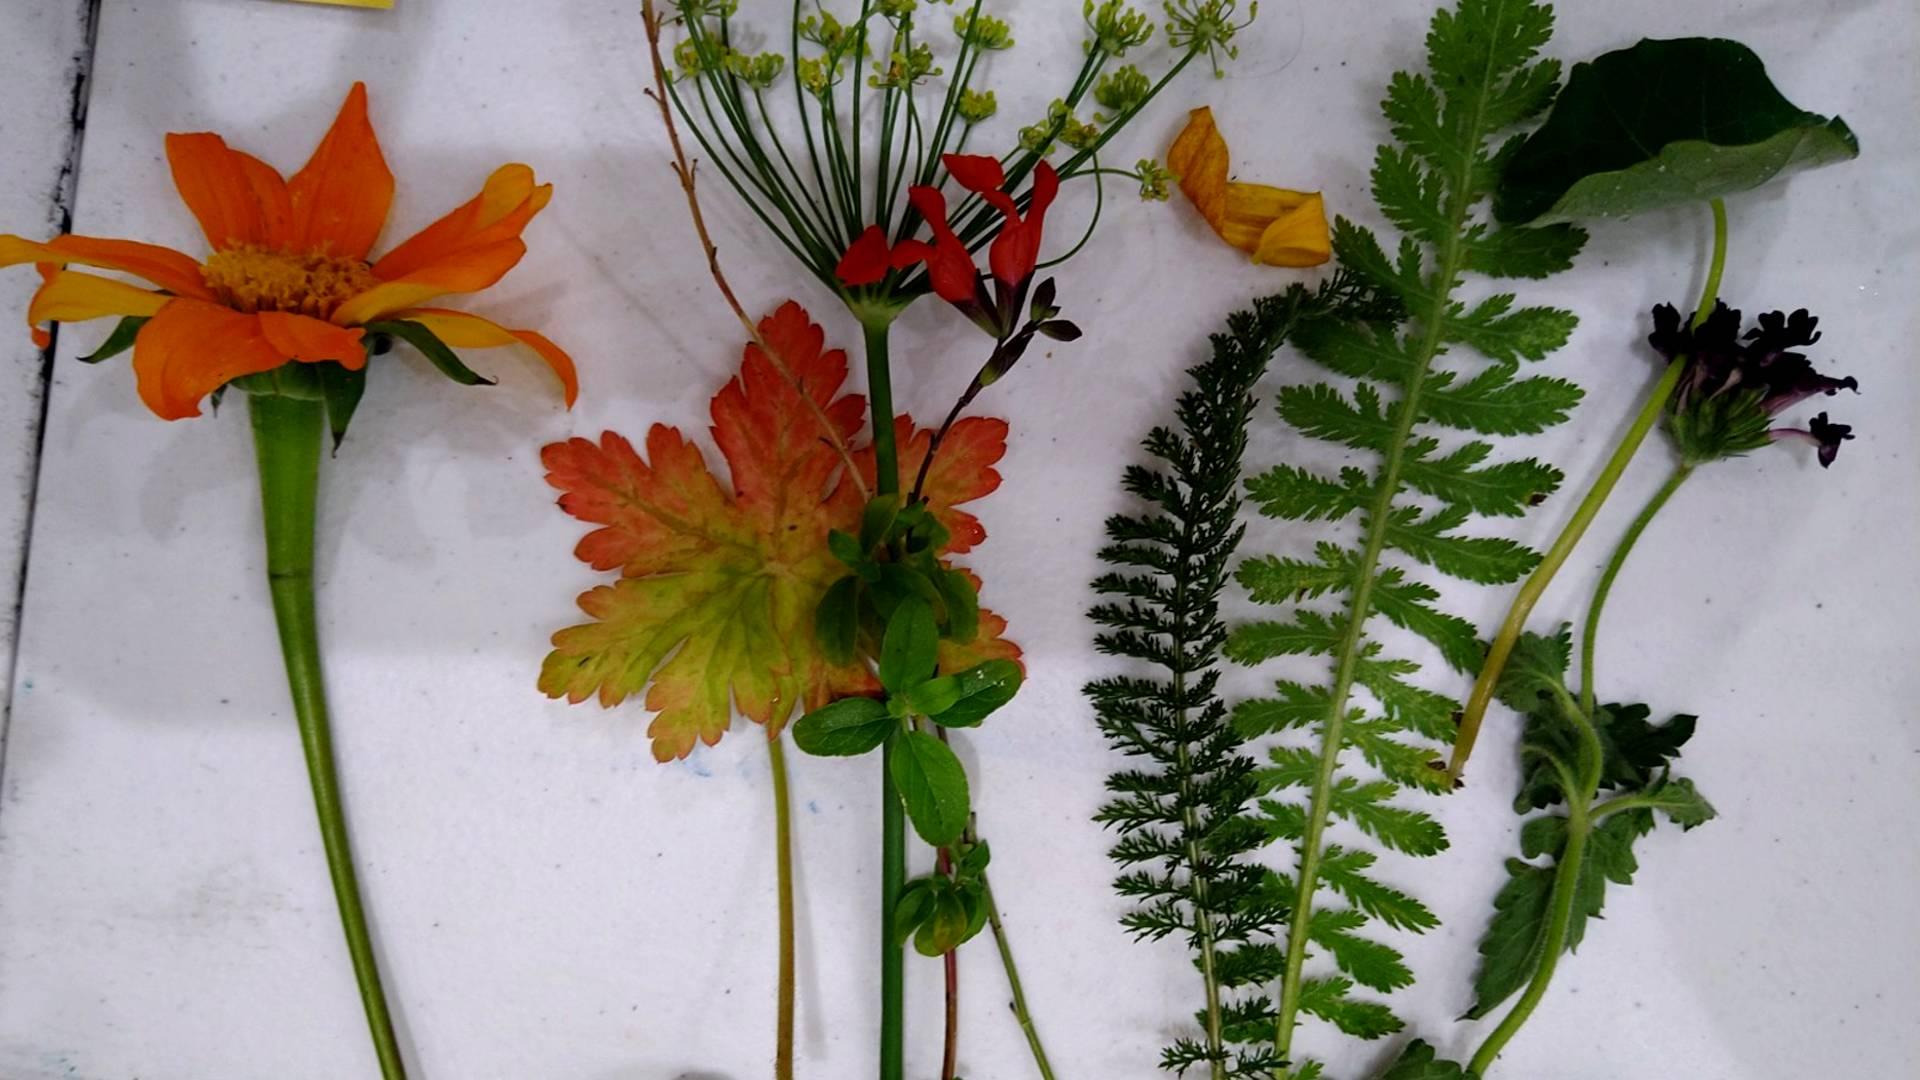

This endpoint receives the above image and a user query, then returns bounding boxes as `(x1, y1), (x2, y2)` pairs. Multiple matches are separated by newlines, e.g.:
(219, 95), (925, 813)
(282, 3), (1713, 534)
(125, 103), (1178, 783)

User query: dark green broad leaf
(316, 362), (367, 453)
(368, 319), (497, 387)
(878, 597), (939, 695)
(889, 730), (970, 846)
(1378, 1039), (1476, 1079)
(927, 659), (1022, 729)
(791, 696), (893, 757)
(77, 315), (147, 363)
(1495, 38), (1859, 225)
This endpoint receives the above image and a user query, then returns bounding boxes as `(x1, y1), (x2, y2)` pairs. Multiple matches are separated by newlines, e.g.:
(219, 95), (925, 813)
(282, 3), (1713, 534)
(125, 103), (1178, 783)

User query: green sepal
(791, 696), (894, 757)
(1495, 37), (1860, 226)
(368, 319), (497, 388)
(889, 729), (969, 846)
(814, 575), (861, 665)
(316, 362), (367, 453)
(927, 659), (1021, 728)
(229, 362), (325, 401)
(877, 597), (939, 695)
(77, 315), (147, 363)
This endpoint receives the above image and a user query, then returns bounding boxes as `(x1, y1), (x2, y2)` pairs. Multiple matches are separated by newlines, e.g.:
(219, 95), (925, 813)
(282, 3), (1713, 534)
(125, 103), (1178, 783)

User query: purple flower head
(1645, 301), (1859, 468)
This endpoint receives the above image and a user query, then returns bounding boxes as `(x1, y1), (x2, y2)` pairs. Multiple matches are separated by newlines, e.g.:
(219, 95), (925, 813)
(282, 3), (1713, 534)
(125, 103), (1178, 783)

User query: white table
(1, 1), (1915, 1077)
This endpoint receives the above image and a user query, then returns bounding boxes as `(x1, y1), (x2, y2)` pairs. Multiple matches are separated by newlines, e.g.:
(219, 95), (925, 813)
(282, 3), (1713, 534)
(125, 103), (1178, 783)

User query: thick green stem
(980, 870), (1057, 1080)
(769, 734), (797, 1080)
(867, 319), (905, 1080)
(1578, 465), (1693, 717)
(249, 393), (406, 1080)
(1468, 803), (1592, 1076)
(1448, 198), (1729, 781)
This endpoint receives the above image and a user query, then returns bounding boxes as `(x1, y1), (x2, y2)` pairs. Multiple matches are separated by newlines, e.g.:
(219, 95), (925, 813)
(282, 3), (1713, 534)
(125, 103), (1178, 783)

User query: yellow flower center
(200, 246), (378, 319)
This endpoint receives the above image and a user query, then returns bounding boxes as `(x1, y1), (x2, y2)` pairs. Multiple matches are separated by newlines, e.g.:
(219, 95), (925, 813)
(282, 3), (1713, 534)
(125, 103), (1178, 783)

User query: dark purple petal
(1771, 411), (1854, 468)
(1743, 308), (1822, 357)
(1648, 302), (1687, 359)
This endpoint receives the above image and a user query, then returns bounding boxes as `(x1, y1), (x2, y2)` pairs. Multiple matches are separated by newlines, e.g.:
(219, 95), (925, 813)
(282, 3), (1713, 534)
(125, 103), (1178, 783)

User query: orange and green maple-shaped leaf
(540, 300), (1020, 761)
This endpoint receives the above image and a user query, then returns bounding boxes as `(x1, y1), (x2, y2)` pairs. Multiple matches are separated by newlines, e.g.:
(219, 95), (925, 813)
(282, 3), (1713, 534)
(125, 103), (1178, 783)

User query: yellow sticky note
(282, 0), (393, 8)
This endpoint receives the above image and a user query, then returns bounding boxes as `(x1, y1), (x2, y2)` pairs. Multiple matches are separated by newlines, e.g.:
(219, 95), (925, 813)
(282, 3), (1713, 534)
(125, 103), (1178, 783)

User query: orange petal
(0, 234), (214, 300)
(131, 300), (288, 420)
(395, 306), (577, 406)
(1167, 106), (1330, 267)
(258, 311), (367, 369)
(373, 164), (553, 281)
(1168, 107), (1232, 234)
(166, 133), (292, 251)
(286, 83), (393, 260)
(1243, 189), (1330, 268)
(330, 239), (527, 325)
(26, 270), (169, 344)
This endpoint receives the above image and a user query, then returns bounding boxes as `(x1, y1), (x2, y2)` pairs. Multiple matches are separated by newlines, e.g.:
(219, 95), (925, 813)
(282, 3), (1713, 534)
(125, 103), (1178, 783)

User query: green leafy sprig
(1225, 1), (1586, 1073)
(1459, 629), (1714, 1075)
(1088, 274), (1396, 1080)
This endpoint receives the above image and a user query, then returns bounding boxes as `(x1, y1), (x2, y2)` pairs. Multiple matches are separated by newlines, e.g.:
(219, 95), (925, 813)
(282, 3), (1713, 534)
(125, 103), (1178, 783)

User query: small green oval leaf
(1495, 38), (1860, 226)
(905, 674), (964, 718)
(791, 696), (893, 757)
(888, 730), (969, 846)
(878, 597), (939, 695)
(930, 659), (1022, 729)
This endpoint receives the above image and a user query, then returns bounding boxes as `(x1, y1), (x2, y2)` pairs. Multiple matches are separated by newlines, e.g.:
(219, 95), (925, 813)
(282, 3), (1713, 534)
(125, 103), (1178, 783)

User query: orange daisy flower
(0, 83), (577, 420)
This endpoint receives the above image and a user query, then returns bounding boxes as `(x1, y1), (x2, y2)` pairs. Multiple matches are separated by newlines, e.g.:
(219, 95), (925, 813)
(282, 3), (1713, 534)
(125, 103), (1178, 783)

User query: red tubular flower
(891, 187), (978, 304)
(834, 225), (894, 286)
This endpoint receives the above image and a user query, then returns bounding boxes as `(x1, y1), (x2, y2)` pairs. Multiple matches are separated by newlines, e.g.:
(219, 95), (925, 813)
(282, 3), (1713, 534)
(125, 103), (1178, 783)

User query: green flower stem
(866, 319), (906, 1080)
(1578, 465), (1693, 718)
(249, 393), (405, 1080)
(1447, 197), (1729, 781)
(979, 866), (1057, 1080)
(769, 734), (798, 1080)
(1467, 799), (1592, 1076)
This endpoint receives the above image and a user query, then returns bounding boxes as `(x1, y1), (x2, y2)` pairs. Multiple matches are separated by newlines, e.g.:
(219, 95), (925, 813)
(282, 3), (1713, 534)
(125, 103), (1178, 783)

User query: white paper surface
(0, 1), (1915, 1078)
(0, 0), (91, 720)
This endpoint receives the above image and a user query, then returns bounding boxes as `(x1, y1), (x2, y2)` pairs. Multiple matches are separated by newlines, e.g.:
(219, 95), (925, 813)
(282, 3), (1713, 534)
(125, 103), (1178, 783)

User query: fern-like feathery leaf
(1088, 275), (1396, 1077)
(1227, 0), (1587, 1069)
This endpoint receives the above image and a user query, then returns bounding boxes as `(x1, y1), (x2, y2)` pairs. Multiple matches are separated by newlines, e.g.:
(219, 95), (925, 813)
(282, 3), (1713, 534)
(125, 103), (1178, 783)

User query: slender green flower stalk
(1449, 199), (1727, 781)
(251, 391), (406, 1080)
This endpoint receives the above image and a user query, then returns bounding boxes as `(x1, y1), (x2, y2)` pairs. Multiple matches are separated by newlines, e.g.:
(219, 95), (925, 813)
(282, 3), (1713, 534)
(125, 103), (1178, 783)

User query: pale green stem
(1578, 465), (1693, 717)
(1448, 198), (1729, 781)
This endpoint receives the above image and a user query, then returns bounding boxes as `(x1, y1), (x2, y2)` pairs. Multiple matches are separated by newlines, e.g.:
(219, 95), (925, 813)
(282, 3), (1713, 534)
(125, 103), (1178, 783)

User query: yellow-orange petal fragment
(0, 234), (215, 301)
(131, 300), (290, 420)
(330, 239), (528, 326)
(285, 83), (393, 261)
(1167, 106), (1331, 268)
(397, 306), (577, 406)
(258, 311), (367, 369)
(373, 164), (553, 281)
(26, 271), (169, 344)
(165, 133), (292, 252)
